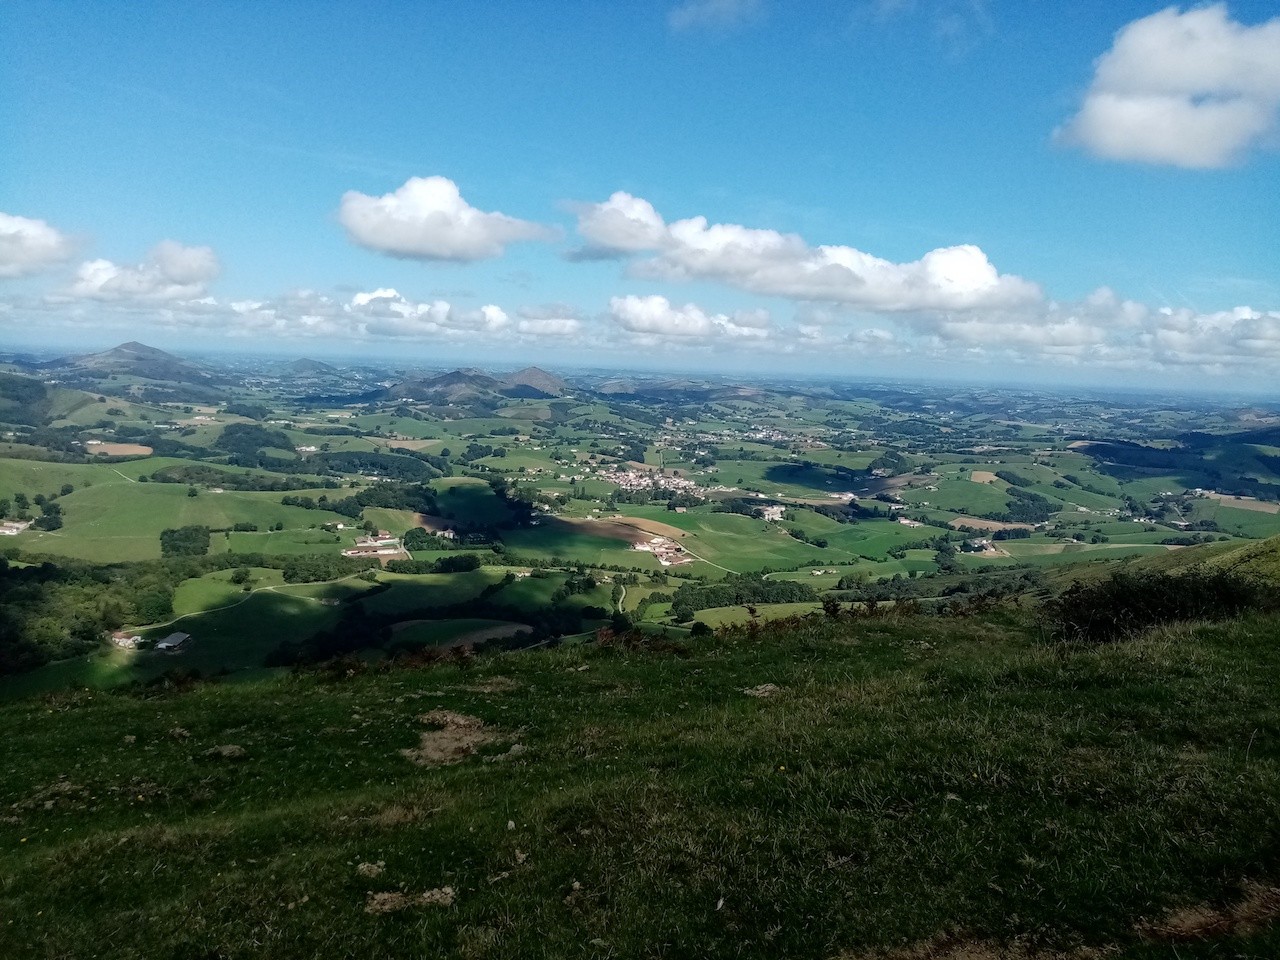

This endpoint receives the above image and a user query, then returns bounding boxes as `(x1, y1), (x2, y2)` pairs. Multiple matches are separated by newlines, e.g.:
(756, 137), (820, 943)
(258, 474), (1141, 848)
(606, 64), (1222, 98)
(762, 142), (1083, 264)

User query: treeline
(151, 463), (339, 492)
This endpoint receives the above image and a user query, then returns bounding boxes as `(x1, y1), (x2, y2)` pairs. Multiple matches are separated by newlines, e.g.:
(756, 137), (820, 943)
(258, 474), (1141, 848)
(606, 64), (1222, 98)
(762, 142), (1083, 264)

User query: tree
(229, 568), (252, 585)
(160, 525), (211, 557)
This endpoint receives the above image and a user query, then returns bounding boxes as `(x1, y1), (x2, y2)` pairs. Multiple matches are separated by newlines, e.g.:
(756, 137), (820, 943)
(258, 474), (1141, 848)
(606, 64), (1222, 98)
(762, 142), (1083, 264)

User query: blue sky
(2, 1), (1279, 389)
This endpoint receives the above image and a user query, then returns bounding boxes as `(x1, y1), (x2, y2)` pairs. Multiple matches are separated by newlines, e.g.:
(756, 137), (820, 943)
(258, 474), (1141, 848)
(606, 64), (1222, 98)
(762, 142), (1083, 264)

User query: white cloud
(339, 176), (553, 262)
(577, 192), (1039, 311)
(1060, 4), (1280, 168)
(609, 294), (773, 340)
(517, 316), (581, 337)
(0, 213), (74, 278)
(69, 241), (220, 301)
(571, 192), (668, 259)
(668, 0), (762, 31)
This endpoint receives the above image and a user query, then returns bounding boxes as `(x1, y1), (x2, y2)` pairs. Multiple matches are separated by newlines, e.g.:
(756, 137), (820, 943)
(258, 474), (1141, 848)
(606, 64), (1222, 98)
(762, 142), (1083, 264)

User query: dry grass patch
(1140, 881), (1280, 942)
(364, 887), (455, 914)
(399, 710), (500, 766)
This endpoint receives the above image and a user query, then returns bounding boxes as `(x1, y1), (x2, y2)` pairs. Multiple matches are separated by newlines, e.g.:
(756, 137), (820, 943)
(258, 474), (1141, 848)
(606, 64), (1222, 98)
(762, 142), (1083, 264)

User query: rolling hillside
(2, 608), (1278, 958)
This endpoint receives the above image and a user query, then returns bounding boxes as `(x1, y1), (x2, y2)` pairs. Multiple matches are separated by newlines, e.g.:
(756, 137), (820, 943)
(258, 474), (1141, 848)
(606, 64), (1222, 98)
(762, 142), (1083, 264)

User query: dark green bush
(1046, 569), (1270, 643)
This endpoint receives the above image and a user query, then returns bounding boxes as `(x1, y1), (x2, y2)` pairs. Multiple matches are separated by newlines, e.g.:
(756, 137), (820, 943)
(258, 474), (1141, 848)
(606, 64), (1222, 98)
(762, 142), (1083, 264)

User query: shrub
(1044, 570), (1270, 644)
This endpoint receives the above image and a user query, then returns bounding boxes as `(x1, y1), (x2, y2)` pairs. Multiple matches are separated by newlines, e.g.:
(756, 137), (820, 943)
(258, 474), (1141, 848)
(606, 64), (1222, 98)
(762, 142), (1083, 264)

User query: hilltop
(285, 358), (340, 376)
(385, 366), (567, 402)
(2, 606), (1278, 958)
(57, 341), (216, 385)
(503, 366), (567, 397)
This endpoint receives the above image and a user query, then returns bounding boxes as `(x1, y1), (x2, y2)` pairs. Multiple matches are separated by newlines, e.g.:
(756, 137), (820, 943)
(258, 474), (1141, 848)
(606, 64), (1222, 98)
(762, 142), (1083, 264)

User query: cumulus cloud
(609, 294), (772, 340)
(576, 192), (1039, 311)
(0, 213), (74, 278)
(1060, 4), (1280, 168)
(668, 0), (762, 31)
(339, 176), (553, 262)
(69, 241), (220, 301)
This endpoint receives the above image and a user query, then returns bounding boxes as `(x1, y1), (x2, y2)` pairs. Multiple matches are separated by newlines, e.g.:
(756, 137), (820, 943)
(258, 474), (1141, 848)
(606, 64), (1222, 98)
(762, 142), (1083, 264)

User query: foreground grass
(2, 611), (1279, 958)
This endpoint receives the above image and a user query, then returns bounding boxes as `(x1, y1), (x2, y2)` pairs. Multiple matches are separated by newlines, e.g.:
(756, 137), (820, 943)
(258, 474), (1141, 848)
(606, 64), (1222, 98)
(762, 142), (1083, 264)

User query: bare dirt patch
(607, 515), (691, 540)
(1140, 881), (1280, 941)
(565, 515), (690, 542)
(1202, 492), (1280, 514)
(558, 516), (650, 543)
(90, 443), (153, 456)
(743, 683), (782, 698)
(400, 710), (498, 766)
(365, 887), (455, 914)
(948, 516), (1034, 533)
(969, 471), (1001, 484)
(412, 513), (454, 532)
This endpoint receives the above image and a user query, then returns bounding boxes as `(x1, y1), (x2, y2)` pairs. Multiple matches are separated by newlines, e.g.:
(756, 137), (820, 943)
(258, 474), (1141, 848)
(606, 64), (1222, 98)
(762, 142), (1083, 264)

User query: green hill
(1200, 535), (1280, 581)
(2, 609), (1279, 958)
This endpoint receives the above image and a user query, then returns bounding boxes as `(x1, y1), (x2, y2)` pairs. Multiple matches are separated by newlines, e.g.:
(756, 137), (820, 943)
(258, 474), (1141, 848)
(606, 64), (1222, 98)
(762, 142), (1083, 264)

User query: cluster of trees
(994, 470), (1032, 487)
(1, 487), (72, 531)
(987, 488), (1054, 525)
(384, 554), (484, 575)
(551, 572), (599, 603)
(281, 554), (379, 583)
(402, 527), (459, 551)
(159, 525), (211, 557)
(222, 402), (271, 420)
(668, 573), (817, 623)
(457, 442), (507, 462)
(992, 528), (1032, 541)
(281, 481), (438, 520)
(214, 423), (295, 463)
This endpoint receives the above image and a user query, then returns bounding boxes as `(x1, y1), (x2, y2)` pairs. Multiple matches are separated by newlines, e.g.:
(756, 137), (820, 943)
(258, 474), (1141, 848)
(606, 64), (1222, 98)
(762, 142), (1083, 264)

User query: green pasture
(136, 590), (344, 670)
(17, 484), (353, 562)
(224, 528), (346, 556)
(432, 479), (515, 527)
(692, 601), (823, 627)
(360, 507), (421, 536)
(499, 521), (657, 569)
(387, 618), (529, 649)
(359, 569), (506, 617)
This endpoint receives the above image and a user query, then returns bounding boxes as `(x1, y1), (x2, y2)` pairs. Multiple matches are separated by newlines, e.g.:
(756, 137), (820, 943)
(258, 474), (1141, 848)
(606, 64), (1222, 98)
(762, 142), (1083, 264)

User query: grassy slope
(2, 611), (1279, 959)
